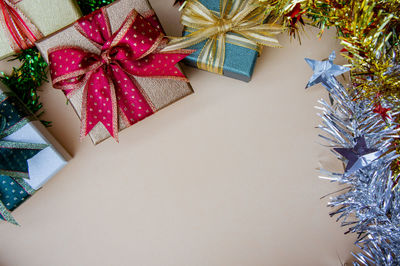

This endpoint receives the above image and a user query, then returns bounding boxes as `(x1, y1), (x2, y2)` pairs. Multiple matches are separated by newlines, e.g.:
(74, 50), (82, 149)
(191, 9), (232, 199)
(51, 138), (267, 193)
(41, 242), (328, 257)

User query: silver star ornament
(305, 51), (350, 89)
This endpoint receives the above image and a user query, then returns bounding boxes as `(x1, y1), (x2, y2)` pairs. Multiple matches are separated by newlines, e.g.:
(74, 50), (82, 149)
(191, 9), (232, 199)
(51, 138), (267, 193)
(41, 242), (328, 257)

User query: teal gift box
(180, 0), (267, 82)
(0, 84), (70, 225)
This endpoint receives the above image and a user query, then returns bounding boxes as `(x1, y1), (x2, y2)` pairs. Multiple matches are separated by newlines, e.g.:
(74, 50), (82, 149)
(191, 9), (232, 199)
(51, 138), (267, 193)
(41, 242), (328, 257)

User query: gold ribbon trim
(163, 0), (283, 74)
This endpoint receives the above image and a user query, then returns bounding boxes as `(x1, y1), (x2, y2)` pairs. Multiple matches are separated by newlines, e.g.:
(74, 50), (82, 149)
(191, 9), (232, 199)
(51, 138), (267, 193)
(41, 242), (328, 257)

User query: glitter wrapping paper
(36, 0), (193, 145)
(0, 83), (70, 222)
(181, 0), (259, 82)
(0, 0), (81, 59)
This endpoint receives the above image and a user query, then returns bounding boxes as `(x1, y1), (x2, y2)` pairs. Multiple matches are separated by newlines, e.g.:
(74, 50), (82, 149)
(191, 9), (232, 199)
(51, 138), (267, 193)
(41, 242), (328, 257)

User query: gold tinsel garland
(260, 0), (400, 101)
(257, 0), (400, 181)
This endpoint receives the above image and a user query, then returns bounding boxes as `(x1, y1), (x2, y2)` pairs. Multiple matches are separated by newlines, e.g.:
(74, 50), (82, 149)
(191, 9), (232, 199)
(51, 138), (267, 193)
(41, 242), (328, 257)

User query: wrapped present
(164, 0), (283, 82)
(0, 84), (70, 225)
(36, 0), (194, 145)
(0, 0), (81, 59)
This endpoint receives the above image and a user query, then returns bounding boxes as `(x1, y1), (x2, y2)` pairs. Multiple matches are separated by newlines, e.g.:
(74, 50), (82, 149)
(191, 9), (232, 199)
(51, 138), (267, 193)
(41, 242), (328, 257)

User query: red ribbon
(0, 0), (43, 52)
(48, 8), (192, 141)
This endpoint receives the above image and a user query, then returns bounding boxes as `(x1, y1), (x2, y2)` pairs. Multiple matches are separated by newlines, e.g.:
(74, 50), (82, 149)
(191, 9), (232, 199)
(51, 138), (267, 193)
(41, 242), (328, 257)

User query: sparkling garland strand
(258, 0), (400, 106)
(76, 0), (115, 15)
(307, 52), (400, 265)
(0, 49), (48, 124)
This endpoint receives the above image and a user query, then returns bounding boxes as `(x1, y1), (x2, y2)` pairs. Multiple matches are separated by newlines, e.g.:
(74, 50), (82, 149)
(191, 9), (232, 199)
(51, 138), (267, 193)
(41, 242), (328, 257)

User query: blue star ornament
(334, 136), (382, 176)
(305, 51), (350, 89)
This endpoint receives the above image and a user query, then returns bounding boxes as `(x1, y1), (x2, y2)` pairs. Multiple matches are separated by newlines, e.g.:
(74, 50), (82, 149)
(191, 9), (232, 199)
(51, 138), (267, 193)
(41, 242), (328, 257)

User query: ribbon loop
(49, 8), (192, 141)
(75, 8), (112, 48)
(0, 0), (43, 52)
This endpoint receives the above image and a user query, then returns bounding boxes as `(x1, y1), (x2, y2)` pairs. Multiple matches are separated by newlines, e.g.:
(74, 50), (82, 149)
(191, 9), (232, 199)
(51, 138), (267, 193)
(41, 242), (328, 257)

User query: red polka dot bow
(48, 8), (191, 141)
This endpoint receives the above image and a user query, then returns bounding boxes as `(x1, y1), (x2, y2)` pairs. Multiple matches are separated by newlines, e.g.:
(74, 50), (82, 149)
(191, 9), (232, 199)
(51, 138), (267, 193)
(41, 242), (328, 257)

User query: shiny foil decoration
(309, 53), (400, 265)
(260, 0), (400, 108)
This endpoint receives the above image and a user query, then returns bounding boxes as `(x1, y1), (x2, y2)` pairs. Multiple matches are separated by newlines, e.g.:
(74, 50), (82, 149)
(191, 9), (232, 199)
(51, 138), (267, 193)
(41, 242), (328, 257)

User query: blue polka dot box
(0, 84), (70, 225)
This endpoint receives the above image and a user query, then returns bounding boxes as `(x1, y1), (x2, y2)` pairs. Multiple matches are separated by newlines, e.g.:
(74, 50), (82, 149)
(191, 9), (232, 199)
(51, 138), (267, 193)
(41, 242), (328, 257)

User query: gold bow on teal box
(164, 0), (283, 77)
(0, 94), (48, 225)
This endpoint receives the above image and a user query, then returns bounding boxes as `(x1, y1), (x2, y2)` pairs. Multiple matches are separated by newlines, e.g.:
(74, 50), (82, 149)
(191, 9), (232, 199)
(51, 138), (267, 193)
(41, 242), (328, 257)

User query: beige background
(0, 1), (357, 265)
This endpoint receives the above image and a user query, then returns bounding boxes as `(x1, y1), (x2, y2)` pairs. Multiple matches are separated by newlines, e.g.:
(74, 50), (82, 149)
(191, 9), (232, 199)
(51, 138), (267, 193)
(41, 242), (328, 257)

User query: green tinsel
(0, 0), (117, 125)
(0, 48), (48, 125)
(77, 0), (116, 15)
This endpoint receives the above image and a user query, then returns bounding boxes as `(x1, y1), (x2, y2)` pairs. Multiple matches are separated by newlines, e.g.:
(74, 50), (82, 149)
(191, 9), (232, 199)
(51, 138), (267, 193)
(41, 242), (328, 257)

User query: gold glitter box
(36, 0), (194, 145)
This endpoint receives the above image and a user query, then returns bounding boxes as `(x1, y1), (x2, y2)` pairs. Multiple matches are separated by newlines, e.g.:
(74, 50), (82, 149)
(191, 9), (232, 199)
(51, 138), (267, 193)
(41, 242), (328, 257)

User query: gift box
(165, 0), (282, 82)
(0, 84), (70, 225)
(182, 30), (258, 82)
(36, 0), (194, 145)
(0, 0), (81, 59)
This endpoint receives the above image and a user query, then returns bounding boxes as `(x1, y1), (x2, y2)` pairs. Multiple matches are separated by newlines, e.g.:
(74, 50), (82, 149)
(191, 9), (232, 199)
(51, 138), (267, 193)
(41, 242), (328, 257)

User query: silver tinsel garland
(307, 52), (400, 265)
